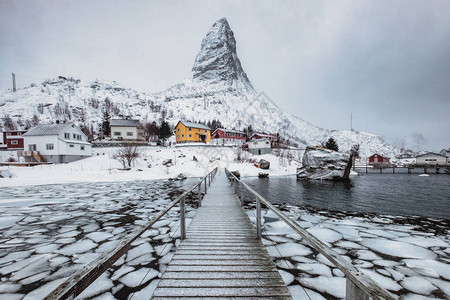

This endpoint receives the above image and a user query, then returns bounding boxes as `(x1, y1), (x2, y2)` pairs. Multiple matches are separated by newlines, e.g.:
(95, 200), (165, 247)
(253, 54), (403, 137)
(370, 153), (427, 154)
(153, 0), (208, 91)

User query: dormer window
(64, 133), (70, 139)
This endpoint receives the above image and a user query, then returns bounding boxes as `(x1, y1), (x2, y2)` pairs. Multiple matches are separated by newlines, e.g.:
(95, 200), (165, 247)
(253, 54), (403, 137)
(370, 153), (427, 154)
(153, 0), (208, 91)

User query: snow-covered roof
(178, 121), (210, 130)
(416, 152), (447, 158)
(2, 129), (27, 133)
(212, 128), (245, 135)
(23, 124), (74, 136)
(110, 119), (139, 127)
(252, 133), (277, 138)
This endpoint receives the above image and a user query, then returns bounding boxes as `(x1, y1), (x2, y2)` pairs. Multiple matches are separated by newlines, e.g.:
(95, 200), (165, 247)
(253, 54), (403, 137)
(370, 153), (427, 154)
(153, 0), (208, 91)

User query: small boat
(258, 172), (269, 178)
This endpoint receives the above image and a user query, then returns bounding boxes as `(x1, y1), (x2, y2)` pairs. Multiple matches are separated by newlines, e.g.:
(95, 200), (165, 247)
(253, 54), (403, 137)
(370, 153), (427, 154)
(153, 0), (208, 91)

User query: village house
(368, 153), (390, 165)
(416, 152), (448, 166)
(246, 139), (271, 155)
(250, 133), (278, 144)
(20, 123), (92, 164)
(440, 148), (450, 158)
(175, 121), (211, 143)
(110, 119), (140, 141)
(1, 129), (27, 150)
(211, 128), (246, 146)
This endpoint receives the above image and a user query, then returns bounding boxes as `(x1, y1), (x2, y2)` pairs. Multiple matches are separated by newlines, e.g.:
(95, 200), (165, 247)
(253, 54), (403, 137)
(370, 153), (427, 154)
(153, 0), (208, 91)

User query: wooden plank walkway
(151, 171), (292, 299)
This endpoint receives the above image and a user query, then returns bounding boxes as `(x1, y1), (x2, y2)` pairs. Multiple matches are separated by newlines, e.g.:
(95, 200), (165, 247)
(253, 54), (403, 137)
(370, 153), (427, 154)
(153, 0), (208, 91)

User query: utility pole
(350, 112), (353, 131)
(12, 73), (16, 92)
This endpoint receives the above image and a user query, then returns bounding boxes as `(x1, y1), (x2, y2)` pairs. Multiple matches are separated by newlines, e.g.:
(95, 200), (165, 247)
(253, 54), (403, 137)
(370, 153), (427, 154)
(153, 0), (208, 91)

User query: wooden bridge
(151, 172), (291, 299)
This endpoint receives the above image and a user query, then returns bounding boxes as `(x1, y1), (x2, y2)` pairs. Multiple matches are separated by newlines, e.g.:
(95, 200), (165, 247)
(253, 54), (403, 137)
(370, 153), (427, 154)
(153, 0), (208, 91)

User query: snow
(56, 239), (98, 256)
(266, 242), (313, 258)
(118, 268), (159, 288)
(400, 276), (437, 295)
(298, 276), (346, 299)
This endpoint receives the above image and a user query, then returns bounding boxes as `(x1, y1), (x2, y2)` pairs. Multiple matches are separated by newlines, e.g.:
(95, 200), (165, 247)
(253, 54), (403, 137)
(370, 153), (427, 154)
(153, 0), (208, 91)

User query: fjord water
(242, 173), (450, 219)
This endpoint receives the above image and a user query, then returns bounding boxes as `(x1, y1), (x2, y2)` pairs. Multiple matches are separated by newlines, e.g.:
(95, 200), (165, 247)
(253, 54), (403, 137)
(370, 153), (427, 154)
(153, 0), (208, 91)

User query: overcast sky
(1, 0), (449, 151)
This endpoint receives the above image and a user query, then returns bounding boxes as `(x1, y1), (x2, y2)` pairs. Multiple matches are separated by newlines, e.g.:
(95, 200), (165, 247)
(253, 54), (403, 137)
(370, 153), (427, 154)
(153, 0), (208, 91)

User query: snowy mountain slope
(0, 18), (398, 158)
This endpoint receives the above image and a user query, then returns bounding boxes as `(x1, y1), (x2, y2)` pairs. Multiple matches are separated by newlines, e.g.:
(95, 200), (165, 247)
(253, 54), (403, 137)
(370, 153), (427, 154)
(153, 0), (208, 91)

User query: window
(189, 127), (192, 131)
(177, 135), (179, 139)
(189, 134), (192, 138)
(177, 128), (180, 132)
(126, 132), (133, 136)
(73, 133), (76, 139)
(205, 129), (207, 133)
(64, 133), (70, 139)
(46, 143), (54, 150)
(182, 134), (184, 137)
(114, 132), (121, 136)
(69, 144), (74, 148)
(11, 140), (18, 145)
(6, 133), (11, 136)
(29, 144), (37, 151)
(81, 146), (85, 151)
(76, 134), (81, 140)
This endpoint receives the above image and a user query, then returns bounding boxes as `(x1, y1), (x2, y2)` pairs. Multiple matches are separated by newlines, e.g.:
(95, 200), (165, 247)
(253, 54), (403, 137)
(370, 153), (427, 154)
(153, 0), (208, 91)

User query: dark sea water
(242, 172), (450, 219)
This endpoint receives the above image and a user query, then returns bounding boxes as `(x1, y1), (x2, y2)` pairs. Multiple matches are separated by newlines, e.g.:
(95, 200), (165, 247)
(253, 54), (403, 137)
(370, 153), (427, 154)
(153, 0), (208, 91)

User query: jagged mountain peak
(191, 18), (255, 94)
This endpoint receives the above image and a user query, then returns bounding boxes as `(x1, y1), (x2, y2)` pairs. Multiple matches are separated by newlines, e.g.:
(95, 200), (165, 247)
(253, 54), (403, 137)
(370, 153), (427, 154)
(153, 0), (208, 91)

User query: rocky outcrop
(297, 147), (352, 181)
(259, 159), (270, 170)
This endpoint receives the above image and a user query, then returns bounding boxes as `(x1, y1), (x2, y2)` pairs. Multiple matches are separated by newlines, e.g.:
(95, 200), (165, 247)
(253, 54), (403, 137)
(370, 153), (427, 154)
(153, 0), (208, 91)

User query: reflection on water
(242, 173), (450, 219)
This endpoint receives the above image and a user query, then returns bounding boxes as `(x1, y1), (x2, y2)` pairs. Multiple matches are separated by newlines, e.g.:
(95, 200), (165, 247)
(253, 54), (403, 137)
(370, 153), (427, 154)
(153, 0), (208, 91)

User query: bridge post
(180, 196), (186, 240)
(346, 275), (369, 300)
(198, 184), (201, 207)
(205, 177), (207, 193)
(256, 198), (261, 239)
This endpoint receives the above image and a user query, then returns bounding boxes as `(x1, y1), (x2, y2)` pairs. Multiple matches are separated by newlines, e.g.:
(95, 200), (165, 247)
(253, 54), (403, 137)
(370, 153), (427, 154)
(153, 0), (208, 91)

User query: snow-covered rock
(297, 146), (352, 181)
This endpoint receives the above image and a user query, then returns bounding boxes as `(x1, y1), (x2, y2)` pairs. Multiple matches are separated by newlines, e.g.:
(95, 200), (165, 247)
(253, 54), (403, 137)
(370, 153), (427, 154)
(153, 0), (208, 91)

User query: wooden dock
(151, 172), (292, 299)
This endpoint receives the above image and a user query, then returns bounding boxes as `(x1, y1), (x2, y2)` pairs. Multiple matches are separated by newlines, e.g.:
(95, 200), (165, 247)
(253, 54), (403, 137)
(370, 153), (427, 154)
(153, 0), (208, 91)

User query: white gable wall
(416, 153), (448, 165)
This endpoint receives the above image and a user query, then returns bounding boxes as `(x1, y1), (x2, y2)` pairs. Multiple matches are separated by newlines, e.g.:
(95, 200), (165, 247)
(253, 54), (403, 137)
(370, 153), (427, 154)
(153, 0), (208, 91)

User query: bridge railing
(44, 167), (218, 300)
(225, 168), (395, 300)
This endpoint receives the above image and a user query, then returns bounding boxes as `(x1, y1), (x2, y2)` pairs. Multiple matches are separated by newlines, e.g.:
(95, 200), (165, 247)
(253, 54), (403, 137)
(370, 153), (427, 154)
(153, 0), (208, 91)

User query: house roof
(110, 119), (139, 127)
(23, 124), (74, 136)
(251, 133), (277, 138)
(2, 129), (27, 133)
(212, 128), (245, 135)
(177, 121), (210, 130)
(369, 153), (389, 158)
(416, 152), (448, 158)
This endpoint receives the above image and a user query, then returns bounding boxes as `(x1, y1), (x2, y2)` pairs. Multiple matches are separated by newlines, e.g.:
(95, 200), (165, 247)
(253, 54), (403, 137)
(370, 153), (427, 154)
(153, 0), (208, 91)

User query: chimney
(56, 120), (60, 124)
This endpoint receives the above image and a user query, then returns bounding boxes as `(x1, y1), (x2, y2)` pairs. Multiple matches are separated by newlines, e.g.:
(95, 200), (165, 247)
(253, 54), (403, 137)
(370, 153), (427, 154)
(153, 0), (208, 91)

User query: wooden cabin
(175, 121), (211, 143)
(211, 128), (246, 145)
(368, 154), (390, 165)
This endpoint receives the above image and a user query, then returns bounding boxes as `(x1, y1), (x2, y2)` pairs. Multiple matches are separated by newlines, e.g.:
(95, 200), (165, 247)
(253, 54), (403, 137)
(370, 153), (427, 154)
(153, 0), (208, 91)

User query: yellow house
(175, 121), (211, 143)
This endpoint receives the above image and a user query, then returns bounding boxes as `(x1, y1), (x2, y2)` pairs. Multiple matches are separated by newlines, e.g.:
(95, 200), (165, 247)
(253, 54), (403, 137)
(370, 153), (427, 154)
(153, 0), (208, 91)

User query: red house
(2, 129), (27, 150)
(368, 153), (390, 165)
(211, 128), (246, 145)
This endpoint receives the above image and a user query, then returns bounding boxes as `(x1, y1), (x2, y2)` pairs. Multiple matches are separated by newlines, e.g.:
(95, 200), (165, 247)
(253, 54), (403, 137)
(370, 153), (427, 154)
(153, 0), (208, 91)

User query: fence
(44, 167), (218, 300)
(225, 168), (395, 300)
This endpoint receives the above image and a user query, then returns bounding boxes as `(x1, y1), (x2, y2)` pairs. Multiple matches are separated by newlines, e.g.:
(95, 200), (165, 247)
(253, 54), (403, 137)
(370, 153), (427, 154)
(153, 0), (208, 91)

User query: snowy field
(0, 146), (300, 187)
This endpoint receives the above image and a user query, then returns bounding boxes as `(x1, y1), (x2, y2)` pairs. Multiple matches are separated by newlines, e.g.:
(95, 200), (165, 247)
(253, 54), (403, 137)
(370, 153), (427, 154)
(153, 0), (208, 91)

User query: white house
(246, 139), (271, 155)
(416, 152), (448, 166)
(110, 119), (140, 141)
(22, 123), (92, 163)
(440, 148), (450, 158)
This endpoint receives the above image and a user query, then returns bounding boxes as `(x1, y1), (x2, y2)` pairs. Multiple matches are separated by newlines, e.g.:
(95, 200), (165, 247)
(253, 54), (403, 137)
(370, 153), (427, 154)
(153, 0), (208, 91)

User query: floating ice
(401, 276), (437, 295)
(0, 216), (24, 229)
(57, 239), (98, 256)
(118, 268), (159, 288)
(354, 249), (382, 261)
(35, 244), (59, 254)
(20, 271), (50, 285)
(307, 227), (343, 243)
(131, 279), (160, 300)
(297, 263), (332, 277)
(266, 242), (312, 258)
(126, 242), (154, 262)
(278, 269), (295, 285)
(397, 236), (449, 248)
(0, 250), (32, 264)
(86, 232), (114, 243)
(360, 269), (402, 292)
(298, 276), (346, 298)
(155, 244), (173, 256)
(22, 278), (66, 300)
(403, 259), (450, 280)
(77, 273), (114, 299)
(0, 283), (22, 293)
(111, 266), (134, 281)
(361, 239), (437, 260)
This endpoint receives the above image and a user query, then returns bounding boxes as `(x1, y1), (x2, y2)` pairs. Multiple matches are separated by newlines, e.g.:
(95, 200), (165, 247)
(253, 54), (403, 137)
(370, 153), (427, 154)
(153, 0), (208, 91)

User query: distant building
(211, 128), (246, 146)
(175, 121), (211, 143)
(368, 154), (390, 165)
(440, 148), (450, 158)
(110, 119), (140, 141)
(21, 123), (91, 164)
(247, 139), (271, 155)
(416, 152), (448, 166)
(2, 129), (27, 150)
(250, 133), (277, 144)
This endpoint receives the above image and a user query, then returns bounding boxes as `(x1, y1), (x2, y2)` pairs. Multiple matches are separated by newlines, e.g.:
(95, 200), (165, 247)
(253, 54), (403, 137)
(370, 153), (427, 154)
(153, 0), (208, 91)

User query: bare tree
(113, 144), (140, 168)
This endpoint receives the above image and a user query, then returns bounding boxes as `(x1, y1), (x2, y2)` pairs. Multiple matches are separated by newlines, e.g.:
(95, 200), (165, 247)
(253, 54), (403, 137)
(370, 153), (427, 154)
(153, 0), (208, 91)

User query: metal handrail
(225, 168), (395, 300)
(45, 167), (218, 300)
